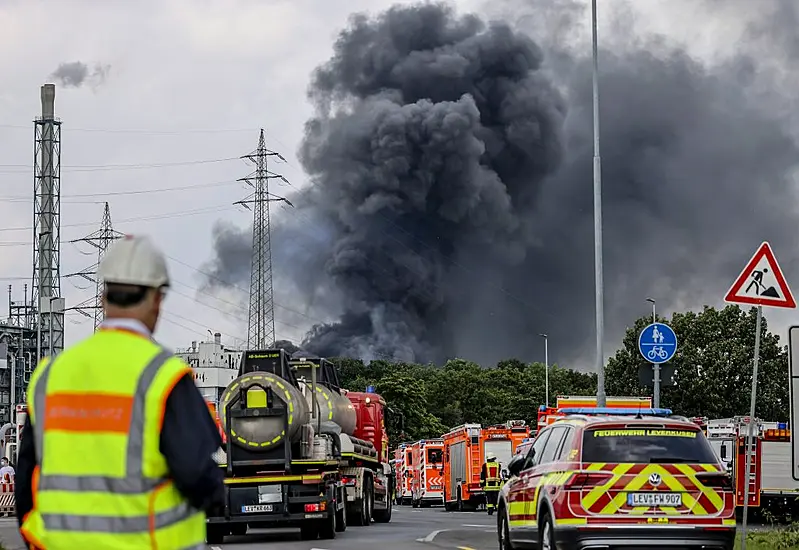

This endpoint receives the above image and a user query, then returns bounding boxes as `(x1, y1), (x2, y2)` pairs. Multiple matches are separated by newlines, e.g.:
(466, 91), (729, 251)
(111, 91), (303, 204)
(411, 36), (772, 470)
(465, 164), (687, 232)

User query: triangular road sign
(724, 241), (796, 308)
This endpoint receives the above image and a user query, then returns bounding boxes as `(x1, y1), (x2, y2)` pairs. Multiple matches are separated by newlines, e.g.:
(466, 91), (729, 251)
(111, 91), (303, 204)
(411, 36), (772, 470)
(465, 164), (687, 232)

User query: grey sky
(0, 0), (795, 365)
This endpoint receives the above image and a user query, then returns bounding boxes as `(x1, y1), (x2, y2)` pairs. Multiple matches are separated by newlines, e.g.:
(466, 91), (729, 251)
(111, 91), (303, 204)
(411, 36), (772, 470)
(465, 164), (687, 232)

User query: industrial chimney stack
(32, 83), (65, 360)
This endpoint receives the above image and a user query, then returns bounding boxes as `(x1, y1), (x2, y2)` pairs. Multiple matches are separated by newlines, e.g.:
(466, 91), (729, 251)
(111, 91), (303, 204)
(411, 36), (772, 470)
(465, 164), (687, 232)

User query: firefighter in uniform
(480, 453), (501, 515)
(16, 234), (223, 549)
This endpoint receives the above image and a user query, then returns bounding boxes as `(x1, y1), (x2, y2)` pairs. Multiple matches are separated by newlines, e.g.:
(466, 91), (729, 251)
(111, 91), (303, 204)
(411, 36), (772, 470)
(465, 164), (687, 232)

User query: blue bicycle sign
(638, 323), (678, 365)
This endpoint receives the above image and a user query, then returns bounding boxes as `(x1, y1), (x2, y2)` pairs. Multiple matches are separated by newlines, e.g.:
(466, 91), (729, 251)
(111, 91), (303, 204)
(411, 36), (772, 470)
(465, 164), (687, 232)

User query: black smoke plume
(203, 1), (799, 367)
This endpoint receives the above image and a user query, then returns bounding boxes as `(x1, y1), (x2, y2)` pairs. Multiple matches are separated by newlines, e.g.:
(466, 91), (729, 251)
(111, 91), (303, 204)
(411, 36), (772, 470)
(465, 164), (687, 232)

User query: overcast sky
(0, 0), (791, 359)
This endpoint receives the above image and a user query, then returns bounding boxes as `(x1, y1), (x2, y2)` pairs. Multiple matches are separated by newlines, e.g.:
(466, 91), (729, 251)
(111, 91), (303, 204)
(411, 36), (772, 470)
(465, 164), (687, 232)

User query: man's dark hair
(104, 283), (150, 307)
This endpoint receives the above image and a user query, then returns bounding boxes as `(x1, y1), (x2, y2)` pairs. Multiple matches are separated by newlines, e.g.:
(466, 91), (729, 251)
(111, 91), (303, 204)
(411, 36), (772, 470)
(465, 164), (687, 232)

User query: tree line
(325, 305), (790, 444)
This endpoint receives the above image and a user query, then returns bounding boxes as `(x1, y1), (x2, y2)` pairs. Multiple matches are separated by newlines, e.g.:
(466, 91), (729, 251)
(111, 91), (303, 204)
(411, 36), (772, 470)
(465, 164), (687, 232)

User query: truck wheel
(300, 524), (318, 540)
(364, 477), (374, 525)
(206, 524), (226, 544)
(373, 491), (393, 523)
(335, 499), (348, 532)
(319, 509), (337, 540)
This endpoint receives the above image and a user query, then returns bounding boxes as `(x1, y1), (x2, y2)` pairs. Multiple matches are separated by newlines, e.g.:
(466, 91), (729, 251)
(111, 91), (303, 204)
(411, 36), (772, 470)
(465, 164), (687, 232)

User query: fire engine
(481, 420), (530, 474)
(706, 416), (799, 514)
(536, 396), (653, 433)
(394, 442), (414, 505)
(410, 438), (444, 507)
(442, 423), (484, 511)
(441, 421), (529, 511)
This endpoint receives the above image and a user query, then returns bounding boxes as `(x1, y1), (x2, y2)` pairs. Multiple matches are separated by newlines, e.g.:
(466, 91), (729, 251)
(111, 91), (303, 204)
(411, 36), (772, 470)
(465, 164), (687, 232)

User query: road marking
(462, 524), (492, 527)
(417, 529), (448, 542)
(457, 547), (477, 550)
(210, 547), (222, 550)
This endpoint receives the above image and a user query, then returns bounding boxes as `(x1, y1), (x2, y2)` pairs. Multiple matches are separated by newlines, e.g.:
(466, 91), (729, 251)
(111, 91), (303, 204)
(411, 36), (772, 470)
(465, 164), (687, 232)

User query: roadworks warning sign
(591, 429), (697, 438)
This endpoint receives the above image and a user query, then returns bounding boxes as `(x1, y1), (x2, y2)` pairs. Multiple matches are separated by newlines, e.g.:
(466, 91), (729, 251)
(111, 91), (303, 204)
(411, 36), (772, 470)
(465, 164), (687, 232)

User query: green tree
(604, 305), (788, 419)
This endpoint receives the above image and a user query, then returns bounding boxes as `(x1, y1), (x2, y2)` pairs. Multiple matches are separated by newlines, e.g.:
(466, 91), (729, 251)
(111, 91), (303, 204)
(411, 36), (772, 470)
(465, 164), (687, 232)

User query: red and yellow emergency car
(498, 409), (736, 549)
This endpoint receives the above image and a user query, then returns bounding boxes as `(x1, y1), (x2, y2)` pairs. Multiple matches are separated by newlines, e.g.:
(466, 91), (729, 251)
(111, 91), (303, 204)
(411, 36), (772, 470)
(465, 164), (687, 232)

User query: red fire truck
(410, 439), (444, 507)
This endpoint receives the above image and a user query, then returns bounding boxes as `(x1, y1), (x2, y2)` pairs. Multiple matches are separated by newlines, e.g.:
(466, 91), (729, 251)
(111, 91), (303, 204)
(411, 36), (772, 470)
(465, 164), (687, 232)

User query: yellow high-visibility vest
(20, 328), (206, 549)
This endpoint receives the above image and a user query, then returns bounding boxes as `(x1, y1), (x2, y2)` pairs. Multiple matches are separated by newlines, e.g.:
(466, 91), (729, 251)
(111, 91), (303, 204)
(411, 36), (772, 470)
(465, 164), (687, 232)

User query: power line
(0, 156), (240, 174)
(0, 204), (237, 233)
(0, 178), (242, 202)
(0, 124), (261, 135)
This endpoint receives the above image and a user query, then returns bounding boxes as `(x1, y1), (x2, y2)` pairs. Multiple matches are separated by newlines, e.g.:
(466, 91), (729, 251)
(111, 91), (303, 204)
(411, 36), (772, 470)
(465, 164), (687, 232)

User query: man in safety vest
(15, 235), (225, 549)
(480, 453), (502, 515)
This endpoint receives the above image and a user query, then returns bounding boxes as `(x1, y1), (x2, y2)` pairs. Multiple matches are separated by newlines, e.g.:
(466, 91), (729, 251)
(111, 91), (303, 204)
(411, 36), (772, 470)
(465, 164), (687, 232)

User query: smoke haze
(50, 61), (110, 88)
(202, 1), (799, 367)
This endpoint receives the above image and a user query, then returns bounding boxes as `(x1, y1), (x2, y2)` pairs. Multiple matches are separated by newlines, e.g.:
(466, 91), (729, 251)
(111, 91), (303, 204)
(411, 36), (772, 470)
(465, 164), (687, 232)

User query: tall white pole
(540, 334), (549, 408)
(545, 337), (549, 408)
(591, 0), (606, 407)
(740, 305), (762, 549)
(648, 298), (660, 408)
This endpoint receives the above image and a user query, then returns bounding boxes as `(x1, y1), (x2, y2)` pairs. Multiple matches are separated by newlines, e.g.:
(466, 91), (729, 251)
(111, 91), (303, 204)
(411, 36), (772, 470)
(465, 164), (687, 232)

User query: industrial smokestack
(214, 332), (221, 345)
(40, 84), (55, 121)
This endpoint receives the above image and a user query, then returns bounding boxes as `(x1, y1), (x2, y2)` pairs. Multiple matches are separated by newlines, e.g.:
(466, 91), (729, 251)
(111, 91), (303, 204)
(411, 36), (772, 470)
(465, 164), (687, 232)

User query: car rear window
(581, 427), (719, 463)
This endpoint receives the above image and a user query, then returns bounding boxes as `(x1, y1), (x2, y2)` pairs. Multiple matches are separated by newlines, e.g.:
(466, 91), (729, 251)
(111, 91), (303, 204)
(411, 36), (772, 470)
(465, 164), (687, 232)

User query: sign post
(789, 328), (799, 481)
(724, 241), (796, 550)
(638, 322), (677, 408)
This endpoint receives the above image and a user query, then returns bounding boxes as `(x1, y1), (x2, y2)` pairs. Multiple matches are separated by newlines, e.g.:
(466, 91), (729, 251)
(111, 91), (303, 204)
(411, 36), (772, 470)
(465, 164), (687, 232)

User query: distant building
(175, 332), (242, 406)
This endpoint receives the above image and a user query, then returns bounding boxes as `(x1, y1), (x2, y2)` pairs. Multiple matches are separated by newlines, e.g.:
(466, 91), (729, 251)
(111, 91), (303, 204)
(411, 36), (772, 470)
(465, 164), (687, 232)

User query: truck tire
(319, 509), (337, 540)
(335, 499), (348, 532)
(206, 524), (226, 545)
(364, 476), (374, 525)
(373, 491), (393, 523)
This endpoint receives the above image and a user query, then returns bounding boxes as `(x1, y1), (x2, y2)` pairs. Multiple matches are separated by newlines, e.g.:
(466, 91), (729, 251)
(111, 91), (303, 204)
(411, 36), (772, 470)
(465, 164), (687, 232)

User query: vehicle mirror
(720, 445), (727, 460)
(507, 455), (525, 477)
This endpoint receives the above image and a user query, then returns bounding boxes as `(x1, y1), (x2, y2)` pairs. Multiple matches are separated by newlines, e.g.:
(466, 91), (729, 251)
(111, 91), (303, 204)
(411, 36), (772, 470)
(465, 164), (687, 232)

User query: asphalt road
(0, 507), (776, 550)
(207, 506), (782, 550)
(208, 506), (499, 550)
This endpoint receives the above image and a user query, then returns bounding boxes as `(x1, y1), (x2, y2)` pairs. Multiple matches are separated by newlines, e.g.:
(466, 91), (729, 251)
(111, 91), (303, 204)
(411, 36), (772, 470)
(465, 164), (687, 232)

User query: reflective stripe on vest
(27, 346), (205, 546)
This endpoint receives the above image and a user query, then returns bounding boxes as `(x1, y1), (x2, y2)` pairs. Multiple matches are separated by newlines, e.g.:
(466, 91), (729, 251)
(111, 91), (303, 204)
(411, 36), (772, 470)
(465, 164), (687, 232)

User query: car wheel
(498, 508), (513, 550)
(538, 512), (557, 550)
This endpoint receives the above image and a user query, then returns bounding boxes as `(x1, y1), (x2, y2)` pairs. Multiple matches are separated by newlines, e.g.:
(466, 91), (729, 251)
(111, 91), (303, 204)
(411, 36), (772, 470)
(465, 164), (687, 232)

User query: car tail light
(696, 472), (732, 489)
(565, 472), (612, 489)
(305, 502), (327, 513)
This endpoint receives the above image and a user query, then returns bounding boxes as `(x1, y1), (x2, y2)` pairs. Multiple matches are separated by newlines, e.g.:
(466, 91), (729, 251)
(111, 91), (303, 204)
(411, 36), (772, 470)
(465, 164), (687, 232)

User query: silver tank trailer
(305, 384), (357, 436)
(219, 372), (310, 451)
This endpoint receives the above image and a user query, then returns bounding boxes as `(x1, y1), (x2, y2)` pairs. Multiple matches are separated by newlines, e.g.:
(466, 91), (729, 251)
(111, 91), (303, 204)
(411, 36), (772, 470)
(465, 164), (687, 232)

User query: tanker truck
(205, 349), (393, 544)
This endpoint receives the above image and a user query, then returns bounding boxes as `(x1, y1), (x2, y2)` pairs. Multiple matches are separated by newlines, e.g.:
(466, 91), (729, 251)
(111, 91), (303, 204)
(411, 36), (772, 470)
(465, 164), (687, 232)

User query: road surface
(0, 507), (777, 550)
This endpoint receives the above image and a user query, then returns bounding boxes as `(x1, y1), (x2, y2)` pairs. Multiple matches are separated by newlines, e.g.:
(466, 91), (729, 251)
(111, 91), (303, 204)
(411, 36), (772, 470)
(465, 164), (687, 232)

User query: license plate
(430, 485), (442, 490)
(242, 504), (273, 513)
(627, 493), (682, 507)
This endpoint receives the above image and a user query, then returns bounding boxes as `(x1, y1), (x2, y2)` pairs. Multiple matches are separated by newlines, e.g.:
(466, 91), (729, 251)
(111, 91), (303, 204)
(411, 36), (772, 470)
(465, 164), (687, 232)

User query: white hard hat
(487, 453), (496, 461)
(98, 234), (170, 288)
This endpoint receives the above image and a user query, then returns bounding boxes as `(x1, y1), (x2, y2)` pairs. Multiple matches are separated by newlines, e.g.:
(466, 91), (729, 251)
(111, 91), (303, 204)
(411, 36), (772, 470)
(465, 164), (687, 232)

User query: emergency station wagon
(497, 408), (736, 549)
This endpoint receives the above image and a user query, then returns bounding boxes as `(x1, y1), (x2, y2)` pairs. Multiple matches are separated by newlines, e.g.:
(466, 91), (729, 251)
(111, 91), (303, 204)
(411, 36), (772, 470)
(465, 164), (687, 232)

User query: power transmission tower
(64, 202), (124, 329)
(236, 129), (293, 349)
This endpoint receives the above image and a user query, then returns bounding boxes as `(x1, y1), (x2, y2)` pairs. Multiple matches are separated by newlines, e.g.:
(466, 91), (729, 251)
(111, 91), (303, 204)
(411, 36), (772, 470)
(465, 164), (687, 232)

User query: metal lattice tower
(65, 203), (124, 329)
(236, 129), (292, 349)
(31, 84), (64, 359)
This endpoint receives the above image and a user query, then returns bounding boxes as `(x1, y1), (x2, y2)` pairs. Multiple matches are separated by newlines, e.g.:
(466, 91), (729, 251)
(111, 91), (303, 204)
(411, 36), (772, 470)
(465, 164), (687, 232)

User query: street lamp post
(591, 0), (606, 407)
(646, 298), (660, 408)
(539, 334), (549, 408)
